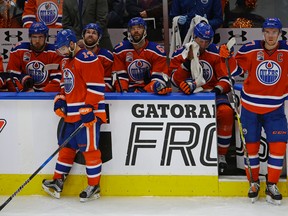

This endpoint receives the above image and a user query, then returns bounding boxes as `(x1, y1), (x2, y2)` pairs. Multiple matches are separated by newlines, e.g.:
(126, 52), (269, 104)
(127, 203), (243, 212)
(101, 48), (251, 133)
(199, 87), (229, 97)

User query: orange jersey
(95, 47), (114, 92)
(22, 0), (63, 28)
(6, 42), (62, 92)
(169, 43), (231, 93)
(234, 40), (288, 114)
(60, 49), (106, 123)
(112, 39), (169, 91)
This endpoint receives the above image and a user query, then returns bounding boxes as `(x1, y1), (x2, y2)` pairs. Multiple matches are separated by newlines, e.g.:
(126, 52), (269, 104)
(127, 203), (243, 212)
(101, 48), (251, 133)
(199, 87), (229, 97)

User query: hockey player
(169, 22), (237, 174)
(22, 0), (63, 28)
(42, 29), (106, 202)
(82, 23), (114, 92)
(112, 17), (171, 94)
(6, 21), (62, 92)
(220, 18), (288, 205)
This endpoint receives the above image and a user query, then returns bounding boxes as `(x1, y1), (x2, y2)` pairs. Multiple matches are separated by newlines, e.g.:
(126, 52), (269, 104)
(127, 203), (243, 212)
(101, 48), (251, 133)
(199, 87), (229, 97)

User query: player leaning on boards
(169, 21), (240, 175)
(42, 29), (107, 202)
(220, 17), (288, 205)
(112, 17), (171, 94)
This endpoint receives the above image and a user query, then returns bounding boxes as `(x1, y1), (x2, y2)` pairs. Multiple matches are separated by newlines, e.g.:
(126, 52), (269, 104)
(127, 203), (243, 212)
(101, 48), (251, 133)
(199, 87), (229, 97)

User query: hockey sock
(245, 142), (260, 182)
(53, 147), (76, 179)
(267, 142), (286, 183)
(83, 150), (102, 186)
(217, 104), (234, 155)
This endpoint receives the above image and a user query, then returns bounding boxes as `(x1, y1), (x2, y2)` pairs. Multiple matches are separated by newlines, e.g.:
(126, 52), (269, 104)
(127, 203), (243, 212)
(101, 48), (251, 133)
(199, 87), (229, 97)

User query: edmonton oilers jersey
(59, 49), (106, 123)
(235, 40), (288, 114)
(22, 0), (63, 28)
(6, 42), (62, 92)
(112, 39), (169, 91)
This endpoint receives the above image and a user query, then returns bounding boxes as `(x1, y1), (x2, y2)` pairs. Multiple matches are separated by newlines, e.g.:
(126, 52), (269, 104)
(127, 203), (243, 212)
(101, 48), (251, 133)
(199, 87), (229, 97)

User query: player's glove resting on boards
(54, 94), (67, 118)
(79, 105), (97, 128)
(144, 80), (172, 95)
(6, 77), (23, 92)
(179, 78), (196, 94)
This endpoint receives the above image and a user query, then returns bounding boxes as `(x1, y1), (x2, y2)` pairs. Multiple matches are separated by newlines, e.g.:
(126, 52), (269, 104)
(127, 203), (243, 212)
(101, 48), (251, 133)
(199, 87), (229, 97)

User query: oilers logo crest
(26, 61), (48, 84)
(37, 2), (59, 25)
(63, 68), (74, 94)
(127, 59), (151, 82)
(256, 60), (281, 85)
(200, 60), (213, 82)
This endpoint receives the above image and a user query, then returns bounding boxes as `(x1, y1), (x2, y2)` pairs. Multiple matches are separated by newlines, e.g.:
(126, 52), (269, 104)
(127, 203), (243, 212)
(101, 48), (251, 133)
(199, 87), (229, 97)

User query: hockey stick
(224, 38), (256, 191)
(0, 123), (84, 211)
(112, 72), (123, 93)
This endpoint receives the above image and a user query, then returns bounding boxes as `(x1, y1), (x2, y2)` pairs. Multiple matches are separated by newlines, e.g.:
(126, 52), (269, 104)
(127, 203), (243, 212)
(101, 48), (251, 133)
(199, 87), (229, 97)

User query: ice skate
(218, 155), (227, 174)
(79, 185), (100, 202)
(248, 180), (260, 203)
(42, 178), (64, 199)
(265, 183), (282, 205)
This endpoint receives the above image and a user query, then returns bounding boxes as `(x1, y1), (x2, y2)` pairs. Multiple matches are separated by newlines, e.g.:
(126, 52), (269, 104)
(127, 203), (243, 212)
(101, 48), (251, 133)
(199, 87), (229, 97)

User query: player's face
(84, 29), (99, 46)
(263, 28), (280, 47)
(130, 25), (145, 43)
(195, 37), (211, 52)
(56, 45), (70, 57)
(30, 34), (46, 51)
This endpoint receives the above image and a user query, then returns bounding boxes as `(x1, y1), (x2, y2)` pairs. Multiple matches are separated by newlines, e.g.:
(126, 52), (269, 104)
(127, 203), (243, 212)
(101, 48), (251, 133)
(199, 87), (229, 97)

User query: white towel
(169, 16), (182, 58)
(183, 15), (209, 44)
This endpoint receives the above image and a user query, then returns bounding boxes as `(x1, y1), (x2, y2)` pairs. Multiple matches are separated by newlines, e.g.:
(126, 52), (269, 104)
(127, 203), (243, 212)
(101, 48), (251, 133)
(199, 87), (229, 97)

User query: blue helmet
(55, 29), (77, 49)
(262, 18), (282, 31)
(194, 22), (214, 41)
(128, 17), (147, 30)
(82, 23), (103, 39)
(29, 22), (49, 37)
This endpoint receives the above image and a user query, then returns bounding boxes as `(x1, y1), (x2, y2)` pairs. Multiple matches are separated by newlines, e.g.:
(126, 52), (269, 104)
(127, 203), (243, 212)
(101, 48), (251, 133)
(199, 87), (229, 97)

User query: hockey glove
(79, 105), (97, 128)
(219, 44), (234, 59)
(212, 86), (223, 95)
(178, 15), (187, 25)
(179, 78), (196, 95)
(21, 74), (34, 91)
(153, 81), (172, 95)
(54, 94), (67, 118)
(6, 77), (23, 92)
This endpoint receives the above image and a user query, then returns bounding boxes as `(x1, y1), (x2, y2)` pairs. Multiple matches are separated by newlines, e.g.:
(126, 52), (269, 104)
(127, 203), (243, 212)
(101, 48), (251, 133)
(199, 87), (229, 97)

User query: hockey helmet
(194, 22), (214, 41)
(82, 23), (103, 40)
(29, 22), (49, 37)
(55, 29), (77, 50)
(128, 17), (147, 31)
(262, 18), (282, 31)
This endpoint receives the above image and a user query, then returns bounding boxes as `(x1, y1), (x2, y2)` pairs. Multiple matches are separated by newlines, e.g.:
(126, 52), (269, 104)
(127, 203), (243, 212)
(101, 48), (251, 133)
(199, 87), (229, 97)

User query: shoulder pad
(11, 42), (30, 51)
(98, 48), (113, 60)
(206, 43), (219, 54)
(113, 40), (133, 53)
(146, 42), (166, 56)
(239, 40), (261, 52)
(171, 46), (185, 58)
(76, 49), (98, 62)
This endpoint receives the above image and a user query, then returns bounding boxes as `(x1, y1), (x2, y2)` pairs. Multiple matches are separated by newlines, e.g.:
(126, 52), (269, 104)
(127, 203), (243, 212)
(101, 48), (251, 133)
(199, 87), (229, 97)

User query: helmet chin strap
(83, 39), (98, 49)
(68, 42), (77, 58)
(128, 31), (147, 45)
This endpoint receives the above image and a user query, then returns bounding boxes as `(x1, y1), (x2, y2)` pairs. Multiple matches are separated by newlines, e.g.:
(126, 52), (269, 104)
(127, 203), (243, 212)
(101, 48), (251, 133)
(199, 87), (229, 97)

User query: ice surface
(0, 196), (287, 216)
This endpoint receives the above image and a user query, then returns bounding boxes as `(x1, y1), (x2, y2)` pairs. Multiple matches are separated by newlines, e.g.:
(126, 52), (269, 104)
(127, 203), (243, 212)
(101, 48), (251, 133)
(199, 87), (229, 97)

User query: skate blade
(266, 195), (281, 205)
(250, 196), (259, 204)
(42, 185), (61, 199)
(80, 193), (100, 203)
